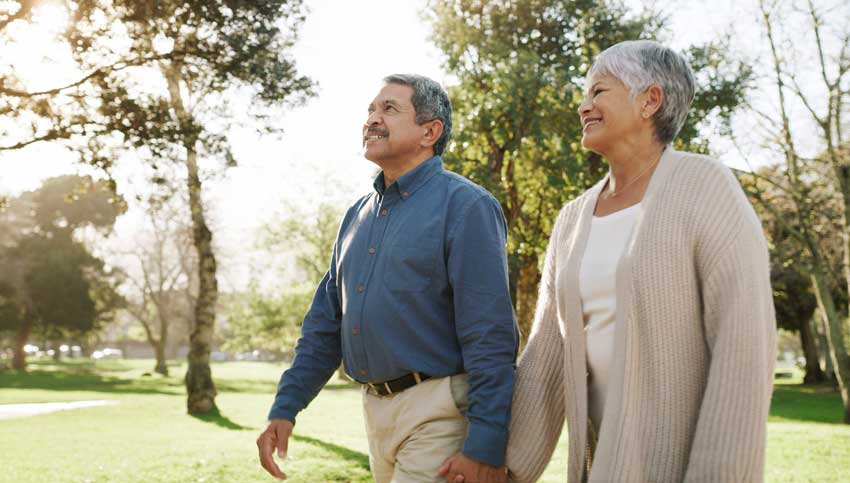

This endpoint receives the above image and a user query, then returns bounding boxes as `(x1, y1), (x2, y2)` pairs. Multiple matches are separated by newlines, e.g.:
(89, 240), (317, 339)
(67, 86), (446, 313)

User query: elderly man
(257, 74), (517, 483)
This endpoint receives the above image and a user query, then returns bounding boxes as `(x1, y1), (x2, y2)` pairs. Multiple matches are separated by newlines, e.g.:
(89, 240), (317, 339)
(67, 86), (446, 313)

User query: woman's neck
(605, 141), (666, 191)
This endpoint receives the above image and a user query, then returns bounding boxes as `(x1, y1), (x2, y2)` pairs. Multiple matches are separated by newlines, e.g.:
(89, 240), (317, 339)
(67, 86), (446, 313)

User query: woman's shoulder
(667, 149), (765, 245)
(664, 149), (752, 213)
(669, 149), (738, 187)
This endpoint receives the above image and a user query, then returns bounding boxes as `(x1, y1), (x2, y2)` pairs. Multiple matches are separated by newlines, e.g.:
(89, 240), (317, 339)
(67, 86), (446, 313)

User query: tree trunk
(154, 342), (169, 376)
(12, 318), (33, 371)
(816, 309), (838, 383)
(515, 255), (541, 347)
(163, 63), (218, 414)
(811, 272), (850, 423)
(154, 309), (169, 376)
(801, 317), (826, 384)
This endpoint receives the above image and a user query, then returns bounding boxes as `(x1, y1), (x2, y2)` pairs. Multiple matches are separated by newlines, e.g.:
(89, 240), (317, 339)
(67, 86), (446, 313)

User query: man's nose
(365, 111), (382, 128)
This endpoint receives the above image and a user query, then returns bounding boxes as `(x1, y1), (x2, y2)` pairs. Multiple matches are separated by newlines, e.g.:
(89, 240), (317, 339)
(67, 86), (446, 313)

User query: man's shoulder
(436, 169), (498, 207)
(337, 192), (377, 227)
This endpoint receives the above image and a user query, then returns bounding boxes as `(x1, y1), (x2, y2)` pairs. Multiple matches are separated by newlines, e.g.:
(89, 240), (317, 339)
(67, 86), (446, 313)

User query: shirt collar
(372, 156), (443, 201)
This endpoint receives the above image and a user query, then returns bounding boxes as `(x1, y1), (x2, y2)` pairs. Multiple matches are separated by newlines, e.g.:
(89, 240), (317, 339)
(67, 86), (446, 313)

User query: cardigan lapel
(559, 175), (607, 483)
(587, 146), (682, 480)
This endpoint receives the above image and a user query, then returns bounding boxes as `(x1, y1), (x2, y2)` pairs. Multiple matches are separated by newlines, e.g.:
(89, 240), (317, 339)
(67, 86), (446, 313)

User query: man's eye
(386, 105), (396, 111)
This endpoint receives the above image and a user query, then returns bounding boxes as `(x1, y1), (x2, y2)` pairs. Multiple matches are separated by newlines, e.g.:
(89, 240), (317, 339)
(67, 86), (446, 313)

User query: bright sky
(0, 0), (797, 290)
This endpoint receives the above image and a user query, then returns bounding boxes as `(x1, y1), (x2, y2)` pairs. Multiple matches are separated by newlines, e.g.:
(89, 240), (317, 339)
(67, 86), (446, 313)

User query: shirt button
(359, 369), (367, 376)
(357, 285), (365, 293)
(352, 328), (360, 335)
(368, 247), (376, 254)
(402, 191), (409, 199)
(380, 209), (389, 216)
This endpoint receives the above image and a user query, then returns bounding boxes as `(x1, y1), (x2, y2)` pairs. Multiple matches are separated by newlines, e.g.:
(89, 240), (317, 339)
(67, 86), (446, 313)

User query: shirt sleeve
(267, 237), (344, 424)
(447, 194), (519, 467)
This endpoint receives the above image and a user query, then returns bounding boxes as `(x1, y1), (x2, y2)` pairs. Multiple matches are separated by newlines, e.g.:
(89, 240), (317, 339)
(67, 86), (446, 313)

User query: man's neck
(381, 151), (435, 188)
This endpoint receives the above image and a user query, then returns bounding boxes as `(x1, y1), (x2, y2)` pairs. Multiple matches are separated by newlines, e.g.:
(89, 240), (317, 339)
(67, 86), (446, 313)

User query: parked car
(92, 348), (123, 360)
(210, 351), (230, 362)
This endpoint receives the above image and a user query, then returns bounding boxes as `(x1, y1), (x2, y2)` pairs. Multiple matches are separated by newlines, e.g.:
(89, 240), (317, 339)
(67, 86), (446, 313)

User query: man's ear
(420, 119), (444, 149)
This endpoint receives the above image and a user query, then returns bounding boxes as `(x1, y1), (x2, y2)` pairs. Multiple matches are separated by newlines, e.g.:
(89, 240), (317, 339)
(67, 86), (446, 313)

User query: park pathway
(0, 400), (118, 420)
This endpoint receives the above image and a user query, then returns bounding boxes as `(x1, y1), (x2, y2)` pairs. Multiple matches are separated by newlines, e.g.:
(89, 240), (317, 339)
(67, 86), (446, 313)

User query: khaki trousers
(362, 375), (469, 483)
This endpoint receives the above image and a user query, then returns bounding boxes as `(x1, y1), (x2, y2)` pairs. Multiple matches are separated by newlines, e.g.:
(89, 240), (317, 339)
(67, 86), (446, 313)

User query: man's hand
(438, 452), (508, 483)
(257, 418), (294, 480)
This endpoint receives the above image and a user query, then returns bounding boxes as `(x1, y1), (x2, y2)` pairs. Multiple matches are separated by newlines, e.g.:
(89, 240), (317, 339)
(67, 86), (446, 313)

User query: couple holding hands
(257, 40), (776, 483)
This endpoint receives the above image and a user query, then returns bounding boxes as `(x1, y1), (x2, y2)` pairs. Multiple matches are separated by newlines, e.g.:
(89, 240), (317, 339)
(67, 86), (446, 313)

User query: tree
(740, 161), (846, 384)
(54, 0), (316, 414)
(0, 1), (149, 154)
(117, 201), (197, 376)
(261, 202), (341, 284)
(0, 175), (124, 370)
(771, 252), (826, 384)
(220, 285), (312, 359)
(222, 202), (343, 373)
(426, 0), (751, 338)
(739, 0), (850, 422)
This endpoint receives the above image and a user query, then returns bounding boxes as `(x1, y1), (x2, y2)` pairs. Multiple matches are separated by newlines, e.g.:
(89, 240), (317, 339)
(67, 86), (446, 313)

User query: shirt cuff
(267, 404), (298, 425)
(462, 421), (509, 467)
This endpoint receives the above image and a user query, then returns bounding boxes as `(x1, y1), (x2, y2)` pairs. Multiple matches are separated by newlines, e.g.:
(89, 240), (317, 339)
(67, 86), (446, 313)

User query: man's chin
(363, 149), (385, 162)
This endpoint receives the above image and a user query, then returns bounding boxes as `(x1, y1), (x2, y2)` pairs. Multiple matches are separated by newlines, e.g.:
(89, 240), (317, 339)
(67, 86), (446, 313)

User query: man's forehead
(371, 83), (414, 105)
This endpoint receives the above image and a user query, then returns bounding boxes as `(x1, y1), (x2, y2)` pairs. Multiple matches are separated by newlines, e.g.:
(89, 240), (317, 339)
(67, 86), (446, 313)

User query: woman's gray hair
(588, 40), (696, 144)
(383, 74), (452, 156)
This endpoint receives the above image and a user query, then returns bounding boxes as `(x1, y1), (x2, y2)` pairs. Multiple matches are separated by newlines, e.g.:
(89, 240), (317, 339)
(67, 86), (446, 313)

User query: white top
(579, 202), (641, 436)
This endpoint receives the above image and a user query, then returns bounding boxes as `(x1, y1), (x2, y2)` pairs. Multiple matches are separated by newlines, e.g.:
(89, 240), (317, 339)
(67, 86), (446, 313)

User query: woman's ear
(641, 85), (664, 118)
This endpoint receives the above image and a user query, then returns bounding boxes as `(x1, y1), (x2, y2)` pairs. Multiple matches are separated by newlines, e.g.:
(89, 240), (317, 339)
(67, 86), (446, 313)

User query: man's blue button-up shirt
(268, 156), (519, 466)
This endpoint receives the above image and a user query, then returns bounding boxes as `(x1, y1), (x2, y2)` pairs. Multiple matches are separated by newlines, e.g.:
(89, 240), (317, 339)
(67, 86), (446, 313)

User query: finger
(437, 453), (457, 476)
(438, 456), (455, 475)
(258, 433), (287, 480)
(447, 468), (464, 482)
(275, 423), (291, 458)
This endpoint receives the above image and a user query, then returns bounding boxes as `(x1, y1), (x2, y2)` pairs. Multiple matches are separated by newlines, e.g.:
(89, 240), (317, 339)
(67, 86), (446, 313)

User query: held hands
(257, 418), (294, 480)
(438, 452), (508, 483)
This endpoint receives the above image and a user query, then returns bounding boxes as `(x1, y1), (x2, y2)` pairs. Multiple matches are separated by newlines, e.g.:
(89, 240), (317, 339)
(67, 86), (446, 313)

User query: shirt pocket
(383, 235), (439, 292)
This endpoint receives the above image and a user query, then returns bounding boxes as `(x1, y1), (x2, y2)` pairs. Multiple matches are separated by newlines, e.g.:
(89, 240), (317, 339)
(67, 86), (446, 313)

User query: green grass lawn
(1, 360), (848, 482)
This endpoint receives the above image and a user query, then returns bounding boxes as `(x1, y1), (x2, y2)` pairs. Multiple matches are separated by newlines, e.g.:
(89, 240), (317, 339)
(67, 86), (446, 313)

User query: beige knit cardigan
(505, 148), (777, 482)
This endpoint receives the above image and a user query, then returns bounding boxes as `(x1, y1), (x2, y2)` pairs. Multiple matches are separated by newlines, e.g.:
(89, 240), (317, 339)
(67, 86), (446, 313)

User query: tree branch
(788, 74), (827, 128)
(0, 52), (174, 98)
(0, 1), (34, 32)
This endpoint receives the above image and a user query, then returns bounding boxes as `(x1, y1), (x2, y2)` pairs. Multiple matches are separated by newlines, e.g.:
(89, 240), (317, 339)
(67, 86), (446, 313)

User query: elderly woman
(503, 40), (777, 482)
(442, 40), (777, 483)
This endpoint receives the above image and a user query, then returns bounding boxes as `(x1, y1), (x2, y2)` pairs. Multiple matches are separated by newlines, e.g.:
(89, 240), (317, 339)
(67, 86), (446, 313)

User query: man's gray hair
(383, 74), (452, 156)
(588, 40), (696, 144)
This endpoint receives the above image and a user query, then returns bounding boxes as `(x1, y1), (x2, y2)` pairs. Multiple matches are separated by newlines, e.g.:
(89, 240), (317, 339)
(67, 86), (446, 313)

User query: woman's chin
(580, 136), (600, 153)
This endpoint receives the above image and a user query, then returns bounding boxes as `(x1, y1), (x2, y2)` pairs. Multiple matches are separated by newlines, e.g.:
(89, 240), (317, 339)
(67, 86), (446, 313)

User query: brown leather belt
(364, 372), (431, 396)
